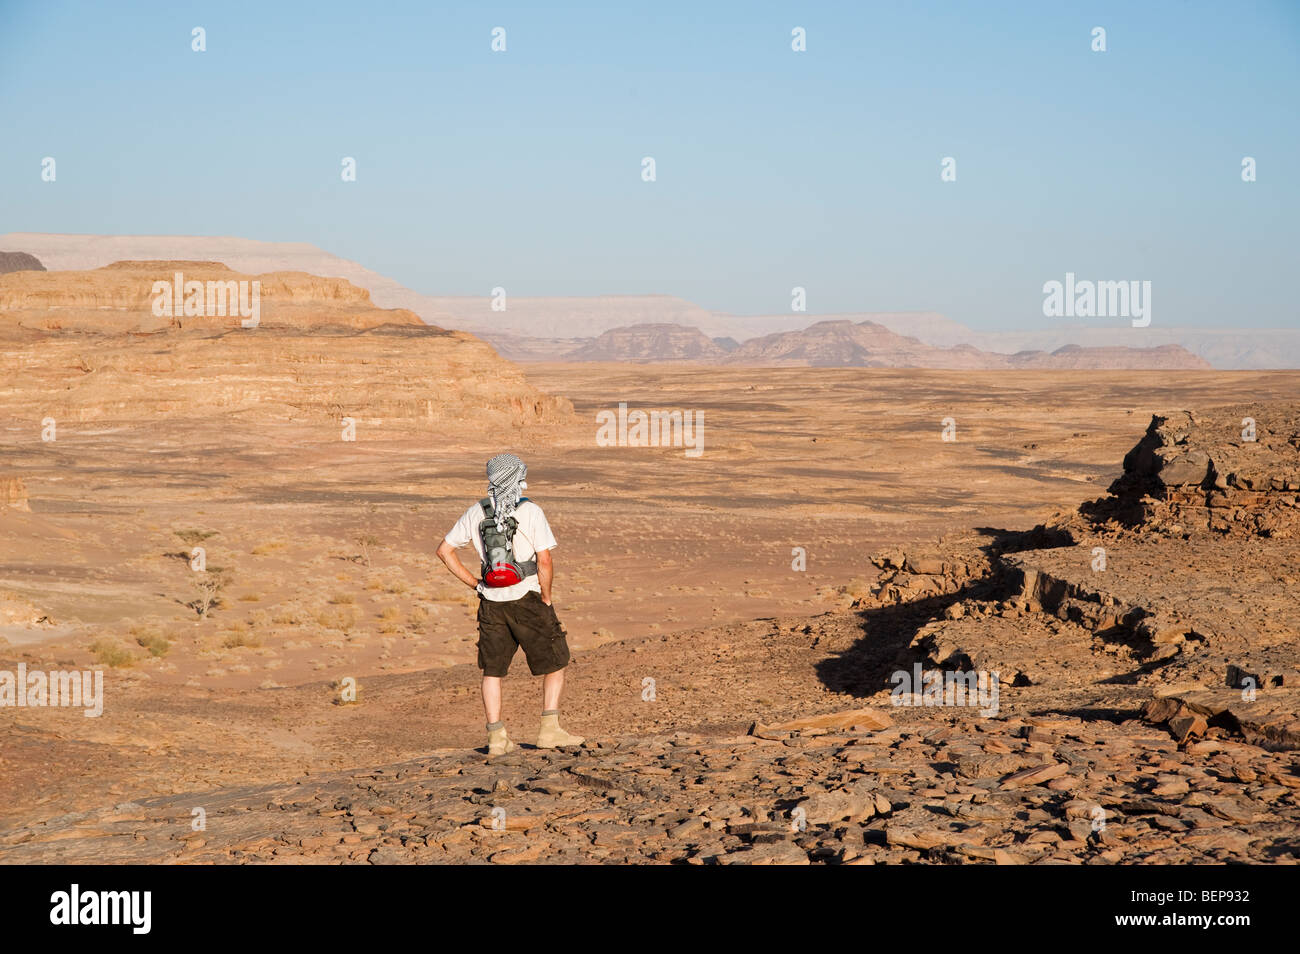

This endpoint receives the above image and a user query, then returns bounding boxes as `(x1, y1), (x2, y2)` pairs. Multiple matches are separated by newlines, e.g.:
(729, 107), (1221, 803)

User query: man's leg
(513, 593), (583, 747)
(482, 675), (503, 724)
(538, 667), (582, 746)
(536, 634), (582, 748)
(541, 668), (564, 712)
(477, 598), (517, 756)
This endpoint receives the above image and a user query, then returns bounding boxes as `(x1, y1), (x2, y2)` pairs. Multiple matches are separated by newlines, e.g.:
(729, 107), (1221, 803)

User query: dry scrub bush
(90, 639), (134, 668)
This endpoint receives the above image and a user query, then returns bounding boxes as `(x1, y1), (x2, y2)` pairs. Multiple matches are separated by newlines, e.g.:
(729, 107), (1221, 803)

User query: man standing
(436, 453), (584, 755)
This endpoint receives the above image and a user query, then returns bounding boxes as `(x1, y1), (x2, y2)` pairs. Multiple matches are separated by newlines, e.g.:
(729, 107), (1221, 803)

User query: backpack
(478, 496), (537, 587)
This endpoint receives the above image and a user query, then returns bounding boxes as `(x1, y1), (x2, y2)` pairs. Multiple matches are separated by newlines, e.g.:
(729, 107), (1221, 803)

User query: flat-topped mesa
(1097, 403), (1300, 538)
(0, 260), (425, 333)
(0, 262), (574, 429)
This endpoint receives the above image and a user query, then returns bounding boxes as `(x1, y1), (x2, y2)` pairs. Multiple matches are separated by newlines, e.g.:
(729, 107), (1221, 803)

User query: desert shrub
(174, 529), (219, 546)
(315, 607), (360, 631)
(221, 630), (261, 649)
(134, 632), (171, 657)
(90, 639), (134, 667)
(271, 606), (304, 625)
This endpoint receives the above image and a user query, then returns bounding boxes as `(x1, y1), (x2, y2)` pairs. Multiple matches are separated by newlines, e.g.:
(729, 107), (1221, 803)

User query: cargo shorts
(476, 590), (571, 677)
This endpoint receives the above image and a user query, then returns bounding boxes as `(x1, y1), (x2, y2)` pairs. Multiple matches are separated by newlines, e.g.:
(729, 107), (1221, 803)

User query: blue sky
(1, 0), (1297, 329)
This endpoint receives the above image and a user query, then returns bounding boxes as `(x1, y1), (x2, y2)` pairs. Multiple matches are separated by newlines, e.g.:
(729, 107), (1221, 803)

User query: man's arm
(436, 539), (480, 590)
(536, 548), (553, 605)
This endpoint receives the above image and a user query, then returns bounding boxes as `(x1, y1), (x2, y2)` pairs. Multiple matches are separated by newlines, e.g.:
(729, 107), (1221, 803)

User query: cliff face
(0, 261), (420, 332)
(0, 261), (573, 430)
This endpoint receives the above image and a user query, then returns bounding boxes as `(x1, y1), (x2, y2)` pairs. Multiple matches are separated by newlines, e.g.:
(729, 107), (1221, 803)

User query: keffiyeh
(485, 453), (527, 532)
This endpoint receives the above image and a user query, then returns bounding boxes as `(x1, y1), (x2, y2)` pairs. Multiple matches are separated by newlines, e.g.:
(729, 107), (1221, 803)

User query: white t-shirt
(444, 499), (557, 602)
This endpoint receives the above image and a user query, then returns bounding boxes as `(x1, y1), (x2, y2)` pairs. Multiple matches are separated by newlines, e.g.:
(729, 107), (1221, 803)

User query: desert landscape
(0, 251), (1297, 865)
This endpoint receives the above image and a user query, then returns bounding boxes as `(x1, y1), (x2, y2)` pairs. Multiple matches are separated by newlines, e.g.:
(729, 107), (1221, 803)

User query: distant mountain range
(2, 233), (1295, 368)
(514, 320), (1208, 369)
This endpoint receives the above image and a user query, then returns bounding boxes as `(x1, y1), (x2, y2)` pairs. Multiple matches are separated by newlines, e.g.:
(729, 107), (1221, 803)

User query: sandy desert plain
(1, 261), (1299, 864)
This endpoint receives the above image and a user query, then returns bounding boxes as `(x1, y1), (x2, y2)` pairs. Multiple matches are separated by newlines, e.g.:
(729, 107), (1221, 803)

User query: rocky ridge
(866, 402), (1300, 750)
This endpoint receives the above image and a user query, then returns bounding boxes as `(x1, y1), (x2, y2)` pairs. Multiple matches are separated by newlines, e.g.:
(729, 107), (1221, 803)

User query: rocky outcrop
(861, 403), (1300, 749)
(1102, 404), (1300, 537)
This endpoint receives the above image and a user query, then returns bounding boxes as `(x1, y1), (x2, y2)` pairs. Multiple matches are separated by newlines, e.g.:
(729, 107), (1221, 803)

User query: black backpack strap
(477, 498), (495, 575)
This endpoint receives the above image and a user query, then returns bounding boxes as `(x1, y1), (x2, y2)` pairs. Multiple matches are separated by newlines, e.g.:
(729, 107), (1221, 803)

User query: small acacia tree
(190, 567), (230, 619)
(354, 532), (379, 568)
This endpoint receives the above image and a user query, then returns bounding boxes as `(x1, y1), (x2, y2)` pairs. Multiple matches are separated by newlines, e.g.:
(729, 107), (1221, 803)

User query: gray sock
(542, 709), (559, 717)
(486, 720), (504, 731)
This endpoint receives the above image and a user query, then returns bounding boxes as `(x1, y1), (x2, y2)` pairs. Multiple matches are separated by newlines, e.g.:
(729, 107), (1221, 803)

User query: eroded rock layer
(0, 261), (573, 430)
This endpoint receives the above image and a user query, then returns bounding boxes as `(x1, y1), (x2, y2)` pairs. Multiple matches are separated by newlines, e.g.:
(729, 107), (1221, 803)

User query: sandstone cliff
(0, 261), (573, 430)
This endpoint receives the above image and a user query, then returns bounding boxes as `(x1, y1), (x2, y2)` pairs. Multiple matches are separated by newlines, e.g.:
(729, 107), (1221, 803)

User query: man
(436, 453), (584, 755)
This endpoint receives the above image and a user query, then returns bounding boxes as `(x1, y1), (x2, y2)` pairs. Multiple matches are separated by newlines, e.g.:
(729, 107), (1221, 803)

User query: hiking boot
(537, 711), (584, 748)
(486, 722), (515, 756)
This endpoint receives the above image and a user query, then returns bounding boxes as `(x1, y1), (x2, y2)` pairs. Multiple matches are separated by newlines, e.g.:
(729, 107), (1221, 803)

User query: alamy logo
(50, 884), (151, 934)
(0, 664), (103, 717)
(595, 402), (704, 458)
(1042, 272), (1151, 327)
(151, 271), (260, 328)
(890, 664), (999, 717)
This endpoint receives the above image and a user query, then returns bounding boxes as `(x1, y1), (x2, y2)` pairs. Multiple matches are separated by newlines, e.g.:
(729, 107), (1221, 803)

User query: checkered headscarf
(485, 453), (527, 532)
